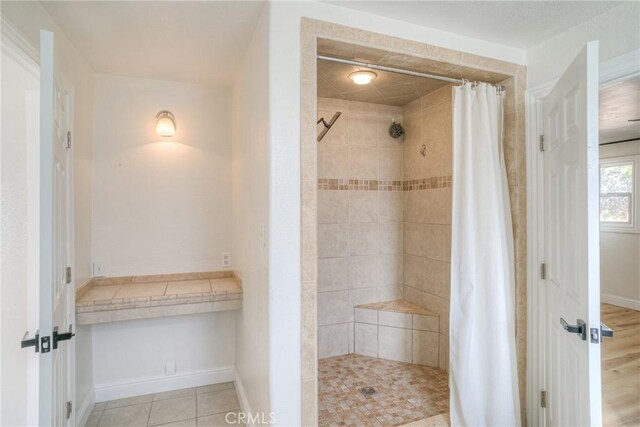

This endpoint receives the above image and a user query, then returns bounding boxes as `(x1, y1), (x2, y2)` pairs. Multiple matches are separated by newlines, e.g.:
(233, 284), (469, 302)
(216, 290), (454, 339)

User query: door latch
(52, 325), (75, 350)
(592, 322), (614, 343)
(21, 330), (40, 353)
(560, 318), (587, 340)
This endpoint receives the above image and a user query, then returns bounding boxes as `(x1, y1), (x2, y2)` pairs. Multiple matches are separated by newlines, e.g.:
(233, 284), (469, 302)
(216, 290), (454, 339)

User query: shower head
(317, 112), (342, 142)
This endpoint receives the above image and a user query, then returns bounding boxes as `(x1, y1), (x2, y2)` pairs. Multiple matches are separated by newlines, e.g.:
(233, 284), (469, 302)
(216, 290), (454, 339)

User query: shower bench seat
(354, 299), (440, 367)
(75, 271), (242, 325)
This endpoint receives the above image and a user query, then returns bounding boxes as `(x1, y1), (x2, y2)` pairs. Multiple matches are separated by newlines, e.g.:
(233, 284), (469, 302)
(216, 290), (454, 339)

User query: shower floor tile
(319, 354), (449, 426)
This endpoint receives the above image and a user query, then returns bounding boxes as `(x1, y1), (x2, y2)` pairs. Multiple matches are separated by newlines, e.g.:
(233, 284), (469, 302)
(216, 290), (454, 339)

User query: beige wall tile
(412, 330), (439, 367)
(403, 222), (426, 257)
(379, 148), (403, 181)
(349, 100), (378, 117)
(379, 311), (412, 328)
(318, 323), (350, 358)
(422, 293), (449, 336)
(378, 253), (402, 286)
(318, 97), (348, 112)
(355, 307), (377, 324)
(378, 222), (403, 254)
(318, 223), (349, 258)
(348, 147), (379, 180)
(349, 191), (379, 223)
(378, 326), (412, 363)
(354, 322), (378, 357)
(403, 285), (422, 306)
(424, 224), (451, 262)
(318, 145), (348, 179)
(318, 257), (349, 292)
(421, 87), (446, 109)
(318, 190), (348, 224)
(349, 287), (379, 307)
(348, 115), (378, 147)
(349, 255), (379, 289)
(379, 191), (402, 223)
(413, 314), (439, 332)
(349, 223), (378, 255)
(377, 284), (402, 301)
(403, 254), (423, 288)
(423, 258), (450, 299)
(318, 290), (351, 325)
(438, 333), (449, 372)
(422, 188), (452, 225)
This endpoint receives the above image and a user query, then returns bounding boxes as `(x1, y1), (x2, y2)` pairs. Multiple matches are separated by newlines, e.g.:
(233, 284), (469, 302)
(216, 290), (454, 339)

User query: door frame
(525, 48), (640, 427)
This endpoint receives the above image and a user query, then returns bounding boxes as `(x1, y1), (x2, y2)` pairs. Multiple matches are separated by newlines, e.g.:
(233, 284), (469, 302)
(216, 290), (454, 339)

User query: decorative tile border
(403, 175), (452, 191)
(317, 176), (452, 191)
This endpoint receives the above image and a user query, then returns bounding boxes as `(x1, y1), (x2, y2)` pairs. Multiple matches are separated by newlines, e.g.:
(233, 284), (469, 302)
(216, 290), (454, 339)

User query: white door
(39, 29), (75, 427)
(542, 41), (602, 426)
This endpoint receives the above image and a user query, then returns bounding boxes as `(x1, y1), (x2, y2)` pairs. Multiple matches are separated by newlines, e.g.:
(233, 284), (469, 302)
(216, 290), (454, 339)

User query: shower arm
(317, 111), (342, 142)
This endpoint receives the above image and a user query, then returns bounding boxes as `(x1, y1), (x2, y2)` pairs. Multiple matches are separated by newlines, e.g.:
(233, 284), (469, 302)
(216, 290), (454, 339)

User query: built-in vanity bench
(354, 299), (440, 367)
(76, 271), (243, 325)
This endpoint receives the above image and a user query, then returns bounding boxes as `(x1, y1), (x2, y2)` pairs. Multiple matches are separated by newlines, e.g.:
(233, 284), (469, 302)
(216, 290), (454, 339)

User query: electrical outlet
(222, 253), (232, 269)
(165, 359), (176, 376)
(92, 262), (105, 277)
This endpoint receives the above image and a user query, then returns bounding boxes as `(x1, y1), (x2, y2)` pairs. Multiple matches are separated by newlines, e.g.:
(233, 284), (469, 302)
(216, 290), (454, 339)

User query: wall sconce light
(155, 110), (176, 137)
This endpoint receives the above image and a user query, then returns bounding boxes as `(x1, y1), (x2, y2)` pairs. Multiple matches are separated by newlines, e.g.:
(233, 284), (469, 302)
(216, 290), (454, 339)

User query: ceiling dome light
(348, 70), (377, 85)
(155, 110), (176, 137)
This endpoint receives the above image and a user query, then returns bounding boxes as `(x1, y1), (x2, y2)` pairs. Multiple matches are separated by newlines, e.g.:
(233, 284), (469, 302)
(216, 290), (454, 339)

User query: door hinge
(540, 263), (547, 280)
(541, 390), (547, 408)
(65, 266), (72, 284)
(65, 131), (71, 149)
(539, 134), (545, 152)
(66, 401), (73, 419)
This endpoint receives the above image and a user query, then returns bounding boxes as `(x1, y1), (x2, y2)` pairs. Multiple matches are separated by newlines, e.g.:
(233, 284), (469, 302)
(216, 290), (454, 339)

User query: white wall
(527, 2), (640, 88)
(92, 74), (232, 277)
(1, 2), (96, 424)
(231, 4), (272, 419)
(265, 2), (528, 423)
(91, 312), (235, 402)
(600, 140), (640, 309)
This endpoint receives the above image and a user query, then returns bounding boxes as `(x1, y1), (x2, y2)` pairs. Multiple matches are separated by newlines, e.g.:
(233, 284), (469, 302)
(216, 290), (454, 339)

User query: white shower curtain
(450, 83), (521, 427)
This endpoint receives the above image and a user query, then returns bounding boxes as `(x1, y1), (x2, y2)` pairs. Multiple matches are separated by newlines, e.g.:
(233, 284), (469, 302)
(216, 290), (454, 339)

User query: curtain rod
(317, 54), (506, 90)
(600, 137), (640, 146)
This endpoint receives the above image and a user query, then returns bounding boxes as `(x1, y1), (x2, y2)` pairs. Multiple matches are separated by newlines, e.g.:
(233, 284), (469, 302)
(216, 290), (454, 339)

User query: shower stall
(311, 34), (525, 427)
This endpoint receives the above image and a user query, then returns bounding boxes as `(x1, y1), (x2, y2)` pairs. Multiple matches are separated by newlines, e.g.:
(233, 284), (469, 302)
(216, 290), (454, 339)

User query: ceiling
(42, 1), (264, 87)
(600, 75), (640, 144)
(317, 38), (510, 106)
(323, 1), (623, 49)
(318, 60), (449, 106)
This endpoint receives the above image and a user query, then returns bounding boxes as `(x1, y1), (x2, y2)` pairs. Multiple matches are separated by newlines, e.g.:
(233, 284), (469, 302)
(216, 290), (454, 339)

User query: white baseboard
(233, 368), (252, 415)
(601, 293), (640, 311)
(76, 388), (95, 427)
(94, 367), (234, 403)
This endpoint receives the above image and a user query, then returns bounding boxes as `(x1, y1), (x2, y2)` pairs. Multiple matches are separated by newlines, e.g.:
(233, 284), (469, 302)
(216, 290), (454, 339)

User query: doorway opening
(300, 25), (528, 425)
(598, 74), (640, 426)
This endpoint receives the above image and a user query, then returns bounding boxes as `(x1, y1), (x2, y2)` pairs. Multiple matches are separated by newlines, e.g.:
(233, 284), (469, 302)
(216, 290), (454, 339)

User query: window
(600, 156), (638, 232)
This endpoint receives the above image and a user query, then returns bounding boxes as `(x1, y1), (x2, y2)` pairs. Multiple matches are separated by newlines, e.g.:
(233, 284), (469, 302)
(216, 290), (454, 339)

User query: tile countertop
(76, 277), (242, 325)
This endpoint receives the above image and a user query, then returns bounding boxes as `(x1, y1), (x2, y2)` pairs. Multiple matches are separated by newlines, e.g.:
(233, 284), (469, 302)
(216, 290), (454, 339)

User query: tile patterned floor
(319, 354), (449, 427)
(86, 382), (244, 427)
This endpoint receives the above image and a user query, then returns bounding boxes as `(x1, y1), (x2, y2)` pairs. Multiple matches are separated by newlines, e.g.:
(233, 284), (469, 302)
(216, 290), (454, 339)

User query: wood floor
(602, 303), (640, 426)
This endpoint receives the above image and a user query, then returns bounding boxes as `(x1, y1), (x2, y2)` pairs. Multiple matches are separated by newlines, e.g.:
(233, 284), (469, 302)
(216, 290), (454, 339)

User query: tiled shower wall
(401, 85), (453, 371)
(317, 97), (404, 358)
